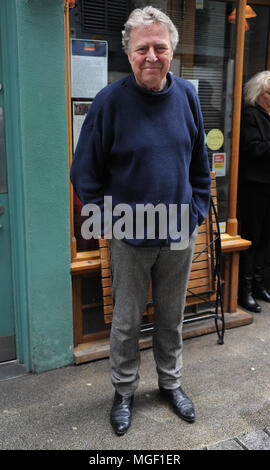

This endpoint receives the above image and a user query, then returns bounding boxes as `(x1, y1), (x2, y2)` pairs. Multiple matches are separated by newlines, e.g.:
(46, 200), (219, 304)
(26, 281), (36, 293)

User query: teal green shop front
(0, 0), (73, 373)
(1, 0), (270, 374)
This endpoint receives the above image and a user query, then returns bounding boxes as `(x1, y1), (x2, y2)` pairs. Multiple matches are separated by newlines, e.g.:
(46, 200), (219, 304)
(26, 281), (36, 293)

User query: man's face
(128, 22), (173, 92)
(257, 83), (270, 113)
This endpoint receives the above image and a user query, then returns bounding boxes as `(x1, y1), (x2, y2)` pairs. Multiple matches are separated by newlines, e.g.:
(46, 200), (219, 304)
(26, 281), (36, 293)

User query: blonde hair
(122, 6), (179, 54)
(244, 71), (270, 106)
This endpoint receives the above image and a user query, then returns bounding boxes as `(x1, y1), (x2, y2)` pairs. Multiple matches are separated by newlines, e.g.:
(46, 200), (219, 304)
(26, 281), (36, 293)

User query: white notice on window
(71, 39), (108, 99)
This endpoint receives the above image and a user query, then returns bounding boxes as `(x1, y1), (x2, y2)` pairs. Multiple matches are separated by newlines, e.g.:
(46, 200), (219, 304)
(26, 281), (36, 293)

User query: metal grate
(81, 0), (129, 34)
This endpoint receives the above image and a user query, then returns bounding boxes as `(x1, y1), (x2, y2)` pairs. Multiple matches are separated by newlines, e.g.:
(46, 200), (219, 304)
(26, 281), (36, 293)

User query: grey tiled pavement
(0, 300), (270, 451)
(205, 427), (270, 450)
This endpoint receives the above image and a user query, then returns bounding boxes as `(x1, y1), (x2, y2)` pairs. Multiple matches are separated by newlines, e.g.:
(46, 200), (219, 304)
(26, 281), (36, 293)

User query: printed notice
(71, 39), (108, 99)
(219, 221), (226, 233)
(212, 152), (226, 177)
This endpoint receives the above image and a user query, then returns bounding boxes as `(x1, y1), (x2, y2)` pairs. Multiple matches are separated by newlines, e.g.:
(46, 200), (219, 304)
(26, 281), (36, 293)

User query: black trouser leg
(238, 183), (270, 312)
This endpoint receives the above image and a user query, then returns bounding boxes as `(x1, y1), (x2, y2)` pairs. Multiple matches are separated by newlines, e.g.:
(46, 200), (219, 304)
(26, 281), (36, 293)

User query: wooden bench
(98, 172), (225, 344)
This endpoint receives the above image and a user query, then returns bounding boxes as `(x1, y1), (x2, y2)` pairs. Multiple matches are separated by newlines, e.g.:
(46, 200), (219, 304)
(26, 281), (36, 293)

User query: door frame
(0, 0), (31, 370)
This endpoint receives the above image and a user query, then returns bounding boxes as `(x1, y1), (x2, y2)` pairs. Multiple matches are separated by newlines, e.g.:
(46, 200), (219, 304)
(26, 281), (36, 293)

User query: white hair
(244, 71), (270, 106)
(122, 6), (179, 54)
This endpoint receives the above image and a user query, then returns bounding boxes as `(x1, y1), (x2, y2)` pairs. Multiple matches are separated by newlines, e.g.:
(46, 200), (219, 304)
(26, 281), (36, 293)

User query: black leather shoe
(159, 386), (195, 423)
(110, 391), (133, 436)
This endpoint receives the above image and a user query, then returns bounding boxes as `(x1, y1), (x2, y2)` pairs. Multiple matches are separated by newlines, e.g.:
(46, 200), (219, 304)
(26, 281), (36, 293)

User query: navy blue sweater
(70, 73), (211, 246)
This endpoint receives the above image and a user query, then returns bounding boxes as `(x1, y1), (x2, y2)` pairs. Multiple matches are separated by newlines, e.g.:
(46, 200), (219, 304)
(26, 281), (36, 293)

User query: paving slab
(236, 429), (270, 450)
(206, 438), (244, 450)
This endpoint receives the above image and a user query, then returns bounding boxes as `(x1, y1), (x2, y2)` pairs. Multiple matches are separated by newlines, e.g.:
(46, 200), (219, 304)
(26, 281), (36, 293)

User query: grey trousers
(109, 226), (198, 397)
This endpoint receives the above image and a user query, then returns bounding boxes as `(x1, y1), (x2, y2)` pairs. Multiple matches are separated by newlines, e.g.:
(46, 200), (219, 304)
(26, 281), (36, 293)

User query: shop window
(69, 0), (239, 343)
(182, 1), (237, 224)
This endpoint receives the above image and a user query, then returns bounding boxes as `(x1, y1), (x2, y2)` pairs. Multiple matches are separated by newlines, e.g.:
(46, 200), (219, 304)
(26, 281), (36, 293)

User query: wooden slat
(104, 314), (113, 323)
(189, 259), (209, 271)
(192, 251), (209, 262)
(186, 285), (214, 296)
(103, 296), (113, 306)
(103, 286), (112, 296)
(187, 276), (211, 289)
(188, 268), (209, 280)
(104, 305), (113, 314)
(102, 277), (112, 287)
(101, 268), (112, 277)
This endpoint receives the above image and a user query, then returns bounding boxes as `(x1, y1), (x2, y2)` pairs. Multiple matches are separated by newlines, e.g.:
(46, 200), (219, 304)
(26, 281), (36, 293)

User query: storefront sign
(212, 152), (226, 177)
(71, 39), (108, 99)
(206, 128), (224, 151)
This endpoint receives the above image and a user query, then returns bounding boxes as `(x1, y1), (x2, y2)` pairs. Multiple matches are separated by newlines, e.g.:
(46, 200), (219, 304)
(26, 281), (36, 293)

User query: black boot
(253, 266), (270, 302)
(239, 276), (262, 313)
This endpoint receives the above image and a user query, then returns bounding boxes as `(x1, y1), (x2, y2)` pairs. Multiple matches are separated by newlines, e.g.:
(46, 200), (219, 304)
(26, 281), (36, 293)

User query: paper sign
(71, 39), (108, 99)
(206, 129), (224, 151)
(219, 221), (226, 233)
(212, 152), (226, 177)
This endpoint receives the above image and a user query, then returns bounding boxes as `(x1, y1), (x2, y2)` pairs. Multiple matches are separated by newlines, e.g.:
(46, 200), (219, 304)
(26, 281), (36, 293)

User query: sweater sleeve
(189, 93), (211, 226)
(240, 108), (270, 162)
(70, 104), (105, 208)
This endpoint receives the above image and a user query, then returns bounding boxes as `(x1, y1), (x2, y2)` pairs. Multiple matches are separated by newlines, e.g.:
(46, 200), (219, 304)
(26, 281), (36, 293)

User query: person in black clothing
(238, 70), (270, 312)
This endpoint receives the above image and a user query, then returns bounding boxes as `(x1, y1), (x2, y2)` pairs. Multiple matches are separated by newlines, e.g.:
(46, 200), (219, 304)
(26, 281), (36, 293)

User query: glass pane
(243, 5), (270, 83)
(81, 274), (108, 335)
(177, 0), (237, 224)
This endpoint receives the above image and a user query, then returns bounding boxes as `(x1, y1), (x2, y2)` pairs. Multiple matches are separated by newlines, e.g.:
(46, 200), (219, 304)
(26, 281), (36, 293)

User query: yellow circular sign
(206, 129), (224, 151)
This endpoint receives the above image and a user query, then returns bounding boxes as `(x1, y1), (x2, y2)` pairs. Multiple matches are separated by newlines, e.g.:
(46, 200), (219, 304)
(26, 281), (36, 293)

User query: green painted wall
(13, 0), (73, 372)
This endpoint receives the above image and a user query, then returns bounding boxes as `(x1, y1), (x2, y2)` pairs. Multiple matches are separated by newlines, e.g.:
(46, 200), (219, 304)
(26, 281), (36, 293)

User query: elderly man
(70, 7), (210, 436)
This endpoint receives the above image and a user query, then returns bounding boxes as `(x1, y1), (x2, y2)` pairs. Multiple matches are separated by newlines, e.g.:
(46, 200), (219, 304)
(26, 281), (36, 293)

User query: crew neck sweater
(70, 73), (211, 246)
